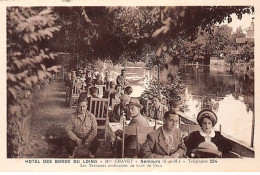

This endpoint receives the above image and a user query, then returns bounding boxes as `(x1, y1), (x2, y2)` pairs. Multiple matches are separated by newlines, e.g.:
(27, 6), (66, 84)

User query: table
(105, 119), (163, 157)
(106, 119), (163, 147)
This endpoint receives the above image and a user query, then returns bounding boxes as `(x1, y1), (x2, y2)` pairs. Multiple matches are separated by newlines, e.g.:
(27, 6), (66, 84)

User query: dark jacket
(113, 103), (131, 121)
(125, 114), (150, 150)
(185, 130), (232, 157)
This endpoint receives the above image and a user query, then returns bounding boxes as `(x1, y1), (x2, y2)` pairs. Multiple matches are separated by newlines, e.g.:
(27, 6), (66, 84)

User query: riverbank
(210, 57), (254, 78)
(232, 60), (254, 78)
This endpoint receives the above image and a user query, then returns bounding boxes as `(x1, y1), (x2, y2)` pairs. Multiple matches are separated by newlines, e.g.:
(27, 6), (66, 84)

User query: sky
(221, 13), (255, 33)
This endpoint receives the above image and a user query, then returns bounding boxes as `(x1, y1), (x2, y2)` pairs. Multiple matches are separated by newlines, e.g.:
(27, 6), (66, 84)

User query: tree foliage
(49, 6), (253, 70)
(6, 6), (254, 156)
(7, 7), (60, 157)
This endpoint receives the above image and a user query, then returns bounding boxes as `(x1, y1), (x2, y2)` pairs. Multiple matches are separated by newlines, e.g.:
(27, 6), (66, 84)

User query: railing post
(251, 113), (255, 147)
(122, 121), (125, 158)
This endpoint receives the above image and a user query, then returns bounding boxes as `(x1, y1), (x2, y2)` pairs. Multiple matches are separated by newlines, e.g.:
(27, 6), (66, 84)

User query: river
(178, 65), (254, 146)
(111, 63), (254, 146)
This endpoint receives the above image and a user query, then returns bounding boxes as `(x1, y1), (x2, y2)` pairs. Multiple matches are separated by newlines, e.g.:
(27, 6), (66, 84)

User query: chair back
(89, 97), (110, 142)
(71, 85), (81, 97)
(72, 81), (84, 96)
(69, 82), (83, 109)
(122, 125), (137, 158)
(122, 125), (154, 158)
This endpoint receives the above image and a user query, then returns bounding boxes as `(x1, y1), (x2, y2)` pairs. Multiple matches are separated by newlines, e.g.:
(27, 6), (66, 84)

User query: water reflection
(179, 65), (254, 145)
(123, 64), (254, 146)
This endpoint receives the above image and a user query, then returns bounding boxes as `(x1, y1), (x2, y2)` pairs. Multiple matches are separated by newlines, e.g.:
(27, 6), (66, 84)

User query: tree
(7, 7), (60, 157)
(6, 6), (254, 157)
(45, 6), (254, 71)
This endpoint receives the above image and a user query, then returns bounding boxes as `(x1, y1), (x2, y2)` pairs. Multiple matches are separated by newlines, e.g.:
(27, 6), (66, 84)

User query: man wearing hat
(141, 111), (186, 158)
(126, 98), (149, 127)
(115, 98), (149, 157)
(116, 69), (128, 89)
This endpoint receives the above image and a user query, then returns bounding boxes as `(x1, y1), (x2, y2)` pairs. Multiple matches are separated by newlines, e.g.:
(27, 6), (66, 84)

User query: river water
(178, 65), (254, 146)
(114, 63), (255, 146)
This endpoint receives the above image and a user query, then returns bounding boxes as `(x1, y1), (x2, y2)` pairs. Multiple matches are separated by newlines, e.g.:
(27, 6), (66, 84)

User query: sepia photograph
(2, 3), (259, 171)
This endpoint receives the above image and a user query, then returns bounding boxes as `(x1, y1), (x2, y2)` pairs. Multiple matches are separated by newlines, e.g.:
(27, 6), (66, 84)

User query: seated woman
(185, 109), (232, 158)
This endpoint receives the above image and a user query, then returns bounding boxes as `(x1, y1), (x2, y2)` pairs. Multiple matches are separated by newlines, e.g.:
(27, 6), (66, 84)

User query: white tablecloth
(106, 119), (163, 145)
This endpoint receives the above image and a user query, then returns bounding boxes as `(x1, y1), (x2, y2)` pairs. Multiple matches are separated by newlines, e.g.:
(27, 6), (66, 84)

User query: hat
(126, 98), (143, 109)
(120, 94), (130, 102)
(121, 69), (126, 72)
(197, 109), (218, 127)
(192, 141), (222, 158)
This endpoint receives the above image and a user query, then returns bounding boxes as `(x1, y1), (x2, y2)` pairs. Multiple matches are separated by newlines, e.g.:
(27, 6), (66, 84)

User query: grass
(28, 80), (113, 158)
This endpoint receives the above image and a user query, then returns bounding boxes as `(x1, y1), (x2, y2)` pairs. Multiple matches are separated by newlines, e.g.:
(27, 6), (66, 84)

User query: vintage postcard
(0, 0), (260, 172)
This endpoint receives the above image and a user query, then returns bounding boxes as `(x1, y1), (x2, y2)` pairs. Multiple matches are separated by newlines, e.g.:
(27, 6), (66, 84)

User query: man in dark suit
(141, 111), (186, 158)
(115, 98), (149, 157)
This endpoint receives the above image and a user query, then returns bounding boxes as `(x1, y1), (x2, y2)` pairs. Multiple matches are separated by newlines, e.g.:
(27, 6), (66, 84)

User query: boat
(126, 76), (145, 83)
(176, 100), (255, 158)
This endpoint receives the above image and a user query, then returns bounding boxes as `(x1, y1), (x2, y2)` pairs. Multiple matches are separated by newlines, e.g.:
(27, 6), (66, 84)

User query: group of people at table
(64, 69), (232, 158)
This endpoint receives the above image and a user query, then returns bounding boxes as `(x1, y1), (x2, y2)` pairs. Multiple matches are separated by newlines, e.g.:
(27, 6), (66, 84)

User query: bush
(7, 7), (60, 157)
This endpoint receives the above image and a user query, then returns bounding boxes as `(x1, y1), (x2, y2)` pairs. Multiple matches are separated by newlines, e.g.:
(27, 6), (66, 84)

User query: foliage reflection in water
(126, 64), (254, 146)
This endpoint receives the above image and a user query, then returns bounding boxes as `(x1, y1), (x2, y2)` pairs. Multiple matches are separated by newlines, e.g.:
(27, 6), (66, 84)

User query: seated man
(126, 98), (149, 127)
(85, 77), (93, 86)
(103, 81), (116, 98)
(124, 86), (133, 98)
(104, 70), (111, 89)
(116, 69), (128, 89)
(110, 84), (123, 101)
(78, 84), (92, 101)
(148, 96), (168, 120)
(169, 99), (181, 112)
(65, 99), (100, 158)
(115, 98), (149, 157)
(93, 74), (104, 85)
(112, 94), (131, 121)
(141, 111), (186, 158)
(108, 81), (117, 94)
(86, 86), (99, 112)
